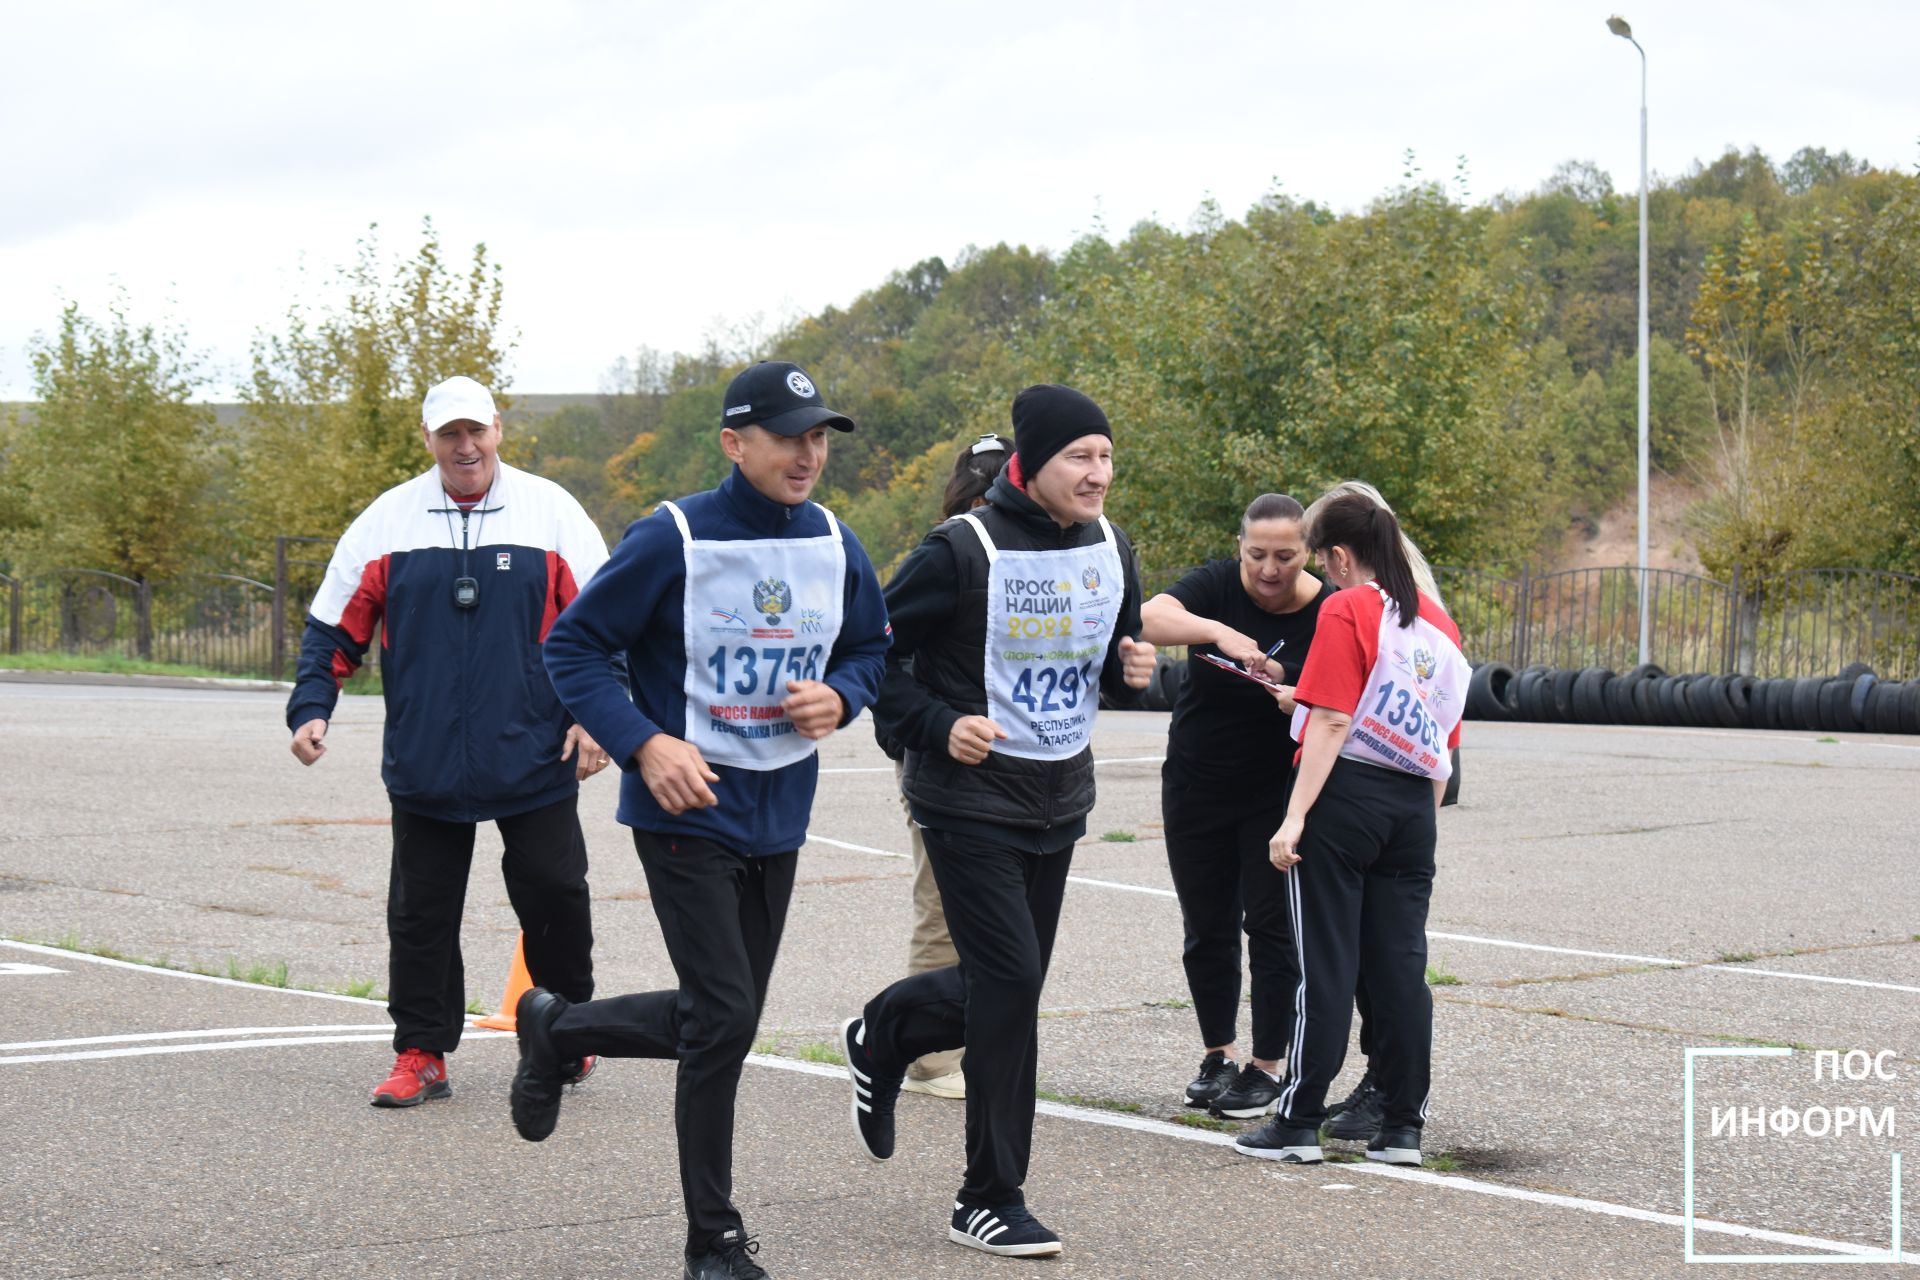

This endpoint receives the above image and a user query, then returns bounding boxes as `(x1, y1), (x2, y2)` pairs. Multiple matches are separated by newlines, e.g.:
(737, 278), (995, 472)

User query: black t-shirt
(1163, 559), (1337, 790)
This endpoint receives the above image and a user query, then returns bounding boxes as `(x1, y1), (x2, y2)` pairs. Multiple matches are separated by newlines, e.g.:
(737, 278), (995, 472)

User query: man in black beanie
(838, 383), (1154, 1258)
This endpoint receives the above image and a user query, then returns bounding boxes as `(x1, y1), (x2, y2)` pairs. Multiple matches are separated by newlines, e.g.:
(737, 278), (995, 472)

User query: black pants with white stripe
(549, 833), (796, 1254)
(859, 826), (1074, 1210)
(1276, 757), (1436, 1131)
(387, 794), (594, 1055)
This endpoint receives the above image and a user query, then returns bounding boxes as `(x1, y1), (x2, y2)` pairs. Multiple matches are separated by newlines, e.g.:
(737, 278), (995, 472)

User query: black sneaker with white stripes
(1208, 1062), (1282, 1119)
(1232, 1119), (1324, 1163)
(840, 1016), (903, 1161)
(1183, 1050), (1237, 1108)
(949, 1201), (1063, 1257)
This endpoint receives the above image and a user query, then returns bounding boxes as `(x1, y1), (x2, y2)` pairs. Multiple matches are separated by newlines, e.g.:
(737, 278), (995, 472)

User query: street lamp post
(1608, 14), (1651, 665)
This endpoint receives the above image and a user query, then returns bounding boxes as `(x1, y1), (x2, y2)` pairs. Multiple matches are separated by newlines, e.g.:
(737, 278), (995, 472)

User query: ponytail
(1305, 490), (1422, 628)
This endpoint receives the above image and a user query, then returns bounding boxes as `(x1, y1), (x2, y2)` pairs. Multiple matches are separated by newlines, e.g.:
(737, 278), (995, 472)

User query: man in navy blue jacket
(525, 361), (889, 1280)
(287, 374), (611, 1109)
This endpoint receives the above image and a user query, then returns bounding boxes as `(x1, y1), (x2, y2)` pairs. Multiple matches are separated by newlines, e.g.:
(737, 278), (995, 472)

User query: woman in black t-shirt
(1140, 493), (1335, 1118)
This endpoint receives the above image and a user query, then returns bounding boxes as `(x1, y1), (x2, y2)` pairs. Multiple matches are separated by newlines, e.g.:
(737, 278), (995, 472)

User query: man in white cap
(286, 375), (612, 1108)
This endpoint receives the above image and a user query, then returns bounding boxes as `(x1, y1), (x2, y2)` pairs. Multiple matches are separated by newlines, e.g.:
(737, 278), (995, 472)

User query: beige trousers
(899, 761), (964, 1080)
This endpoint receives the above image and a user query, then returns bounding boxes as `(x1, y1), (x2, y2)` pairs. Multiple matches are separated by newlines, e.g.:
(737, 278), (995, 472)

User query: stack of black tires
(1463, 661), (1920, 733)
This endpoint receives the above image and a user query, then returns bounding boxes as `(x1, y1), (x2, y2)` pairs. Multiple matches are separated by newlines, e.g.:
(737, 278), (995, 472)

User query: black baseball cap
(721, 361), (856, 436)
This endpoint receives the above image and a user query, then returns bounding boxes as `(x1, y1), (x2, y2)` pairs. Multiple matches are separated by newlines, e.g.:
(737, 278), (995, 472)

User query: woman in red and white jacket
(1231, 488), (1469, 1170)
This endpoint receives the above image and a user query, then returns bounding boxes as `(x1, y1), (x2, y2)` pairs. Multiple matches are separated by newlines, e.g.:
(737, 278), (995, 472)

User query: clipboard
(1199, 651), (1285, 691)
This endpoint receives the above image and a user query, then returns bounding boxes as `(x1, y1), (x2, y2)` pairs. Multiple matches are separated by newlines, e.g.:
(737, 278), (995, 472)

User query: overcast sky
(3, 0), (1915, 399)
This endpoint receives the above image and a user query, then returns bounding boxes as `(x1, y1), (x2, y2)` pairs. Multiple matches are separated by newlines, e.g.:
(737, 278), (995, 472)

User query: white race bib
(961, 512), (1125, 762)
(666, 500), (847, 771)
(1292, 585), (1468, 779)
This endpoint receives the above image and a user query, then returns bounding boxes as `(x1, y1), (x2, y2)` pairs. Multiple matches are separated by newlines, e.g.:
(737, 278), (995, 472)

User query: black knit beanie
(1010, 384), (1111, 480)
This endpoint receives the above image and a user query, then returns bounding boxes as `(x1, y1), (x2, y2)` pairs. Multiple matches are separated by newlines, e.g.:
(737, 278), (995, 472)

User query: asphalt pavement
(1, 678), (1916, 1277)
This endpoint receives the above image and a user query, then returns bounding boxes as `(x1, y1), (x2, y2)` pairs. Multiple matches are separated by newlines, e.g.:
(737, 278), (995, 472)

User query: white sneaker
(902, 1069), (965, 1099)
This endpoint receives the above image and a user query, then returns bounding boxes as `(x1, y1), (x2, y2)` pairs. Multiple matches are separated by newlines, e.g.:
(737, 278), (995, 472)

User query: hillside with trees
(3, 146), (1915, 590)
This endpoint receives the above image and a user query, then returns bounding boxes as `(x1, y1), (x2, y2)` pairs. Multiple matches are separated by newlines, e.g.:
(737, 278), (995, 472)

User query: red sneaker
(371, 1048), (451, 1107)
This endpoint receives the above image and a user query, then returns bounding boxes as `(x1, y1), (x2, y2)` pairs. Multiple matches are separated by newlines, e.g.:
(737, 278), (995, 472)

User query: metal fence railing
(1135, 562), (1920, 681)
(1430, 564), (1920, 679)
(6, 555), (1915, 682)
(0, 537), (385, 681)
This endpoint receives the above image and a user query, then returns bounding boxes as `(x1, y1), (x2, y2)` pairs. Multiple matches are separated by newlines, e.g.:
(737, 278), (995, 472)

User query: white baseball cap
(422, 376), (498, 432)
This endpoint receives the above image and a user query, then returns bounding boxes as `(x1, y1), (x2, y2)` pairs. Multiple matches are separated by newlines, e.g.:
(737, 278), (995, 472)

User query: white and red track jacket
(285, 462), (610, 822)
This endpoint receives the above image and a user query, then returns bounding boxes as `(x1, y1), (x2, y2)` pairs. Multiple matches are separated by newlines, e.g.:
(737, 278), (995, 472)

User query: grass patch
(1816, 736), (1838, 744)
(1425, 964), (1463, 986)
(1035, 1090), (1142, 1115)
(465, 996), (489, 1015)
(1146, 996), (1193, 1010)
(342, 977), (381, 1000)
(752, 1038), (779, 1056)
(0, 651), (382, 693)
(797, 1041), (846, 1066)
(1171, 1112), (1237, 1133)
(227, 956), (291, 987)
(1099, 830), (1136, 843)
(1, 652), (254, 681)
(1424, 1151), (1461, 1172)
(1714, 951), (1759, 964)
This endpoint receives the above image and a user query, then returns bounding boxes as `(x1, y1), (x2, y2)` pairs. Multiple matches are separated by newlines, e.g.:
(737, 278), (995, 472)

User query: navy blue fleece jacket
(543, 466), (890, 854)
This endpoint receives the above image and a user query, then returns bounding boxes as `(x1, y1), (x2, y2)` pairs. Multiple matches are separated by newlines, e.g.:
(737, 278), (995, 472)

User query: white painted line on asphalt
(804, 833), (905, 859)
(1059, 875), (1178, 898)
(0, 940), (390, 1006)
(0, 1025), (392, 1052)
(801, 840), (1920, 997)
(743, 1052), (1914, 1263)
(0, 1030), (511, 1065)
(1429, 930), (1920, 996)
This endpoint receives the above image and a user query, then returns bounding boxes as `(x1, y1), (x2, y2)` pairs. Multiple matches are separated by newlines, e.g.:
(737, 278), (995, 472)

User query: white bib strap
(660, 499), (693, 543)
(816, 504), (844, 545)
(956, 512), (998, 564)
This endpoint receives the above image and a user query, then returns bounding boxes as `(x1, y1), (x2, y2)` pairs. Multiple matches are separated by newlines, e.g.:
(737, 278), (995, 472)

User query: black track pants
(386, 794), (594, 1054)
(1162, 780), (1296, 1061)
(1275, 758), (1435, 1131)
(550, 832), (796, 1254)
(859, 826), (1074, 1209)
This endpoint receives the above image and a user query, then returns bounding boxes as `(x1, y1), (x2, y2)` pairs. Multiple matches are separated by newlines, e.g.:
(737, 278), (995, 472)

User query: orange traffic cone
(474, 933), (532, 1031)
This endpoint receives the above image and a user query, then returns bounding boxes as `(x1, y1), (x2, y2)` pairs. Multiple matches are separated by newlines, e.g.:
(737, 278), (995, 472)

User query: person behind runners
(873, 432), (1013, 1102)
(839, 385), (1155, 1260)
(285, 375), (611, 1109)
(1232, 487), (1468, 1169)
(519, 361), (891, 1280)
(1139, 493), (1335, 1119)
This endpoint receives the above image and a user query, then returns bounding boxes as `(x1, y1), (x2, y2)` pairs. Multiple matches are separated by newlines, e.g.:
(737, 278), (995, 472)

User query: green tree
(239, 220), (509, 555)
(0, 300), (214, 581)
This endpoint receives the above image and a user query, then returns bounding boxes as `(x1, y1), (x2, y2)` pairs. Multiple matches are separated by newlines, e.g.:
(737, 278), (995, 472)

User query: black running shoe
(1232, 1119), (1323, 1164)
(684, 1228), (770, 1280)
(1322, 1075), (1383, 1141)
(1328, 1069), (1377, 1118)
(1366, 1125), (1422, 1166)
(510, 988), (570, 1142)
(1209, 1062), (1282, 1119)
(841, 1016), (902, 1161)
(949, 1201), (1063, 1257)
(1183, 1050), (1237, 1108)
